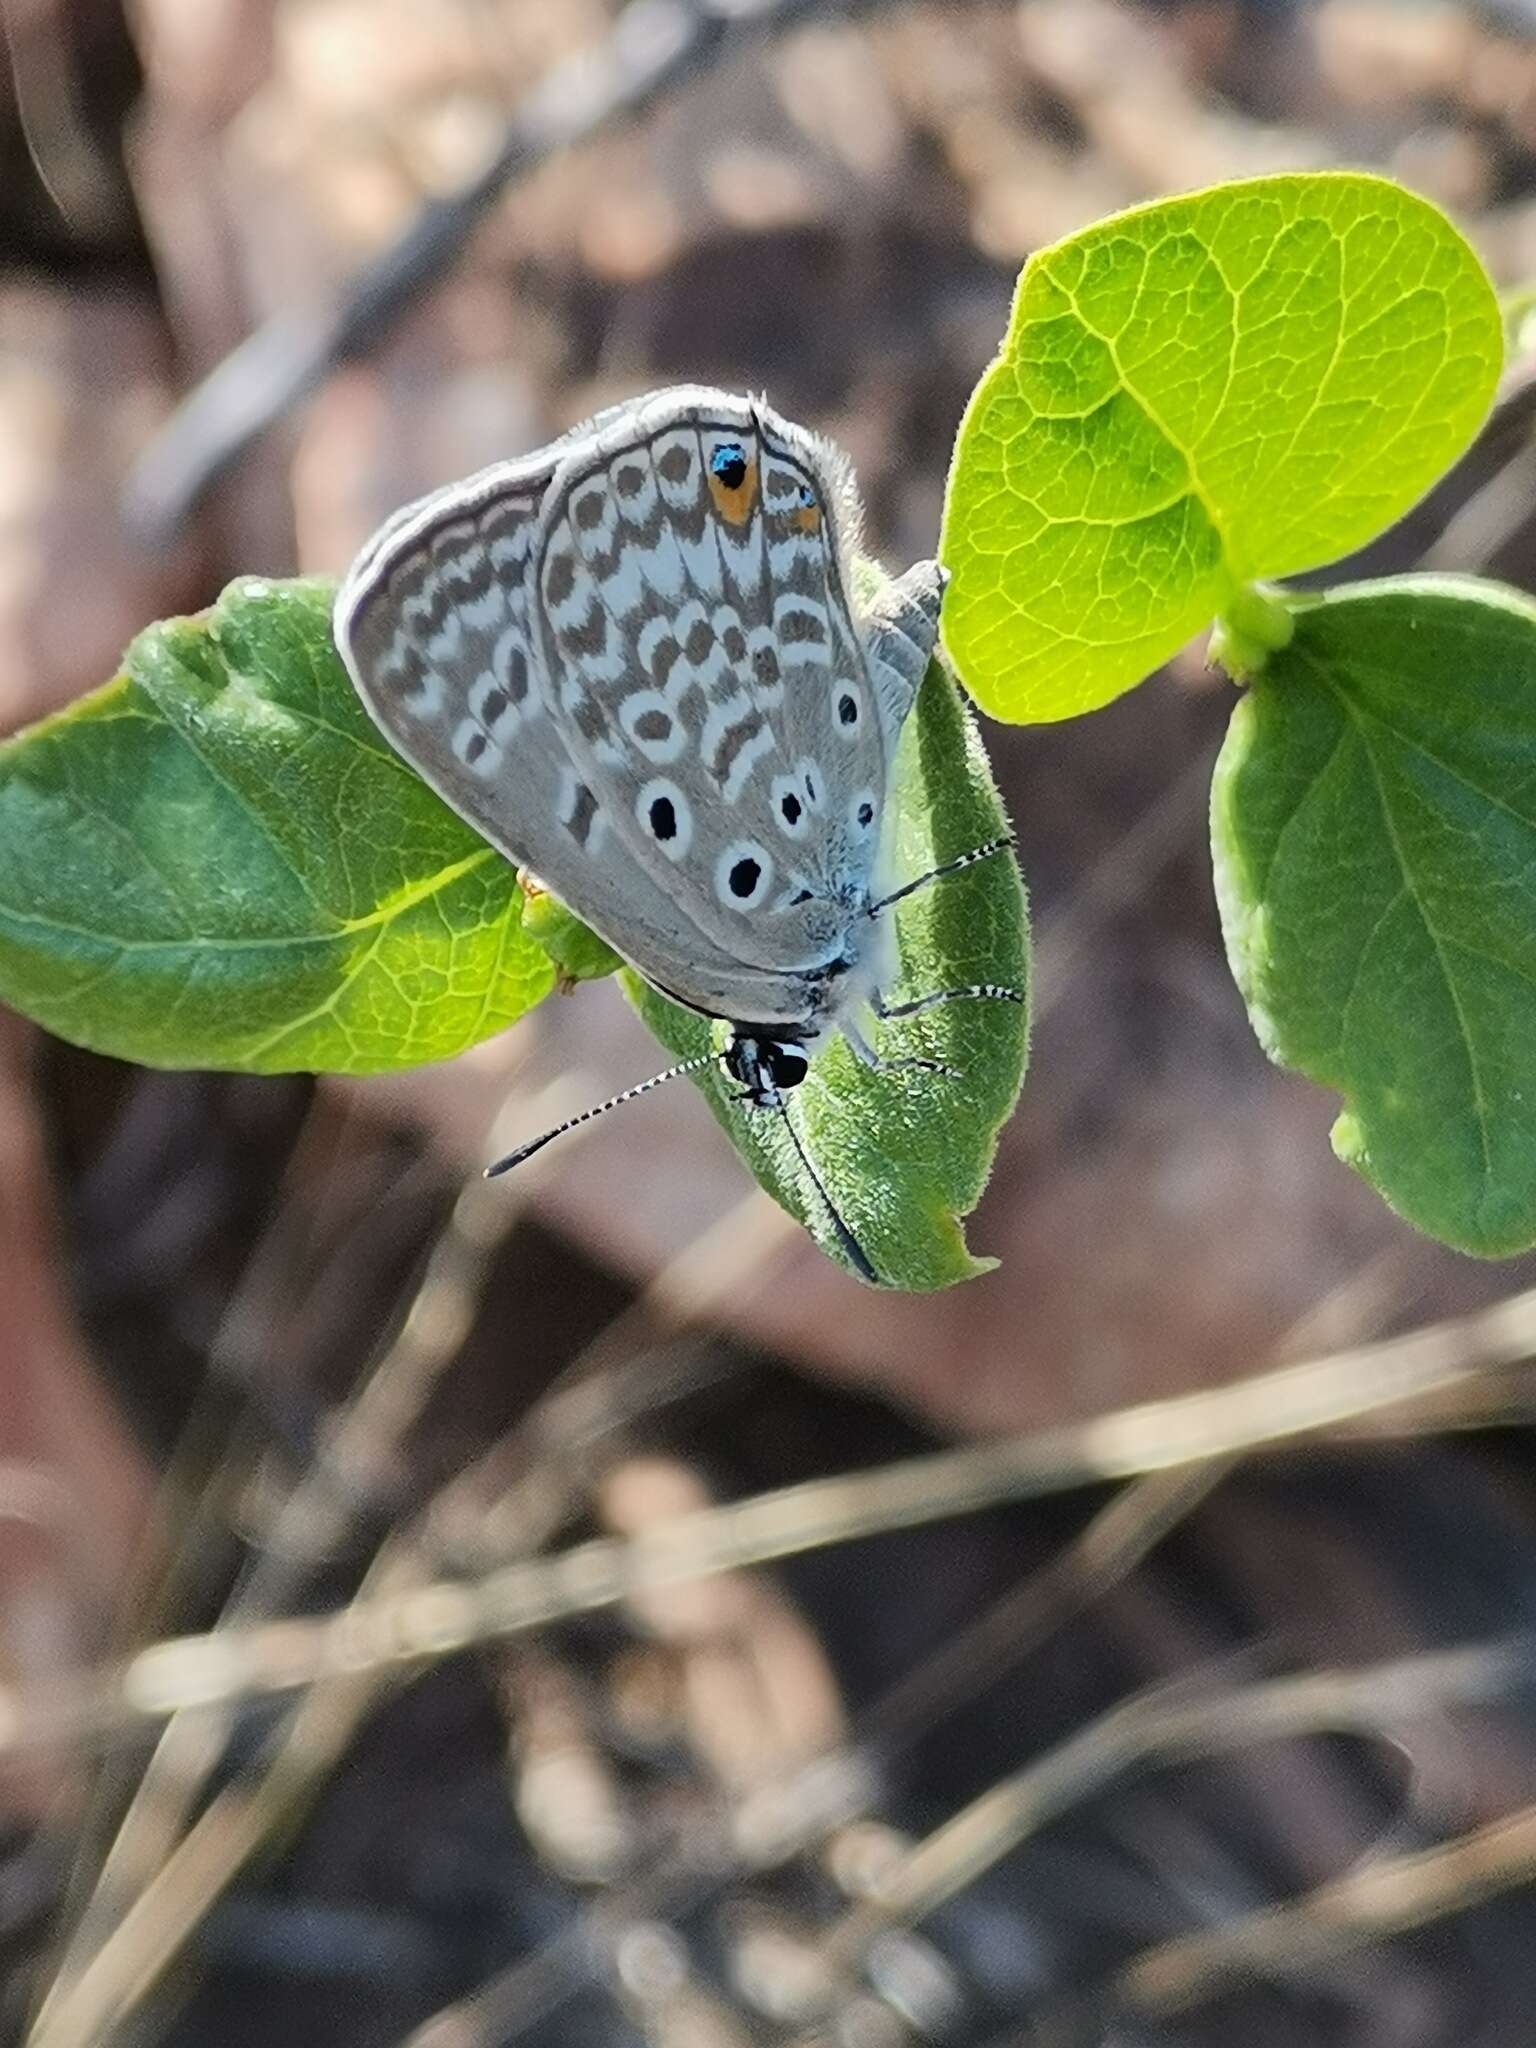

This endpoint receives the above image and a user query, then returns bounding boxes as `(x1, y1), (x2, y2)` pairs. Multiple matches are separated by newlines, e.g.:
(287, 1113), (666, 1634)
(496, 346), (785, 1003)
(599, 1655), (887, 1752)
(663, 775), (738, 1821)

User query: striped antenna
(485, 1051), (721, 1177)
(773, 1101), (880, 1286)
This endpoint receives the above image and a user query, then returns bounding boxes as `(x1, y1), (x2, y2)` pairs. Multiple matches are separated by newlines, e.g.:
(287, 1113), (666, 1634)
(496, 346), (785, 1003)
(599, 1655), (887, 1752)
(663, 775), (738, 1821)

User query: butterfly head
(724, 1032), (810, 1107)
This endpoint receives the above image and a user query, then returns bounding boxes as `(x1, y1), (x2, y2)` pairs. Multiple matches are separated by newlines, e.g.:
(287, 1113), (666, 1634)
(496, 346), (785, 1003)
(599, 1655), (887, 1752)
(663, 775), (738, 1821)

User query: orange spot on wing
(792, 501), (822, 534)
(706, 456), (759, 527)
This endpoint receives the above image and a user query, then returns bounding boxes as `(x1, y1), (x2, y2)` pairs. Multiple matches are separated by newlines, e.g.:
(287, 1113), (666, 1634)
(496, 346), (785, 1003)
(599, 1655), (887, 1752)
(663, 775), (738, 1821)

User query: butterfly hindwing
(334, 447), (815, 1026)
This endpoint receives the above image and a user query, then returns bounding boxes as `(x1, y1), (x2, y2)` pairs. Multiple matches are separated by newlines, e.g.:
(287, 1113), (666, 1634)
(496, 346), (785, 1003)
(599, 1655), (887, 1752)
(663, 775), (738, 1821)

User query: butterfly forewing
(531, 391), (892, 970)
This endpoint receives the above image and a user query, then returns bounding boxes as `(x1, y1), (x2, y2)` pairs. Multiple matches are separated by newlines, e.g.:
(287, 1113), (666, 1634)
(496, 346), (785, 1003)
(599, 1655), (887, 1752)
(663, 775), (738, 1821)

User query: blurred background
(8, 1), (1536, 2043)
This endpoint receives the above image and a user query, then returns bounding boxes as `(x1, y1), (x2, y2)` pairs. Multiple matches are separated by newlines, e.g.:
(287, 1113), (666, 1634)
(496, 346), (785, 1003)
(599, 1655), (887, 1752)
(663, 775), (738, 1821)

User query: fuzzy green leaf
(629, 661), (1030, 1290)
(0, 577), (554, 1072)
(518, 878), (623, 984)
(1213, 576), (1536, 1257)
(943, 173), (1502, 724)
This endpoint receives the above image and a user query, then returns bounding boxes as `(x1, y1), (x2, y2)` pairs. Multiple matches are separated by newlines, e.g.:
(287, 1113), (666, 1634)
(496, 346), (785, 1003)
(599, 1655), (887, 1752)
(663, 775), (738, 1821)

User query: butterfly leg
(843, 1016), (955, 1081)
(873, 984), (1027, 1023)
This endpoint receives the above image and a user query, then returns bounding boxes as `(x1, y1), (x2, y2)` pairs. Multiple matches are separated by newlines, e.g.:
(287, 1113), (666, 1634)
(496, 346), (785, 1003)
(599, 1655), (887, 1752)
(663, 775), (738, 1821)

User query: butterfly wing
(529, 389), (932, 973)
(857, 556), (946, 744)
(333, 450), (815, 1027)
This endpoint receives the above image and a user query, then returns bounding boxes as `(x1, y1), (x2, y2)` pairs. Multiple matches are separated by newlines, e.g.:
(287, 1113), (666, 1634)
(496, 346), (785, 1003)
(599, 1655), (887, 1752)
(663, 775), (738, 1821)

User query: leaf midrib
(0, 845), (503, 954)
(1326, 679), (1496, 1196)
(1041, 251), (1233, 573)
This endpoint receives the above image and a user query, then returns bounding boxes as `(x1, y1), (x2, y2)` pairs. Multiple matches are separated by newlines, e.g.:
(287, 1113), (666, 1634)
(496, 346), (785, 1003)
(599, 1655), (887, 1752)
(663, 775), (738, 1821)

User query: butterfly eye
(711, 443), (748, 489)
(763, 1041), (809, 1088)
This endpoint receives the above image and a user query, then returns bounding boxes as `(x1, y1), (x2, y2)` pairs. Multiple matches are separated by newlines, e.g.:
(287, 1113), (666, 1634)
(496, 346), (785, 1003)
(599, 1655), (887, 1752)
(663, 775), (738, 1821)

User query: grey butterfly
(334, 386), (1019, 1280)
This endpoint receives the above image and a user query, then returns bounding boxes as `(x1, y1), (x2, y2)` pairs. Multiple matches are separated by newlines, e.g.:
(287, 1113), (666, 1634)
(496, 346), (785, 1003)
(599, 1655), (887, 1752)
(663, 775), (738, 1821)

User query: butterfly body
(334, 386), (942, 1078)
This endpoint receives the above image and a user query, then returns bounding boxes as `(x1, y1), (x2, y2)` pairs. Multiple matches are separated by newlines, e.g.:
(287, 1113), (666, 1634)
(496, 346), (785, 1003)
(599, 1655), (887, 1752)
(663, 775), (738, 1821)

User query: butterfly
(334, 386), (1020, 1282)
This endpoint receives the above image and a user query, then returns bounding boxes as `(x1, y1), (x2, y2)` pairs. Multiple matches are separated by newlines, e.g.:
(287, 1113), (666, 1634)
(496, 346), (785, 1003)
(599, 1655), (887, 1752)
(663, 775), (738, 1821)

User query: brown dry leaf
(0, 1014), (153, 1818)
(0, 284), (201, 734)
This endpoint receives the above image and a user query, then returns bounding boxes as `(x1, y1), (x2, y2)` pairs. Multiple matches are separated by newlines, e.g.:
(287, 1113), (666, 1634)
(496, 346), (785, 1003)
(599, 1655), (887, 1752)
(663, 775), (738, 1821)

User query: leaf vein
(1334, 686), (1495, 1195)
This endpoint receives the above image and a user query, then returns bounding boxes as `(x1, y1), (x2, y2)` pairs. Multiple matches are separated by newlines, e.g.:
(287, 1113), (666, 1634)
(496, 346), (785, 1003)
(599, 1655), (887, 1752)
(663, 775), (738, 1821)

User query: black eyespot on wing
(781, 792), (802, 825)
(649, 796), (677, 841)
(857, 801), (874, 827)
(710, 443), (748, 489)
(838, 693), (859, 726)
(729, 857), (761, 899)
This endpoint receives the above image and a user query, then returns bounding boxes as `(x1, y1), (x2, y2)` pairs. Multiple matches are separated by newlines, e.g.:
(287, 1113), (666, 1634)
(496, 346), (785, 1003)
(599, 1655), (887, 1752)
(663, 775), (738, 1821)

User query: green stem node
(1209, 584), (1296, 683)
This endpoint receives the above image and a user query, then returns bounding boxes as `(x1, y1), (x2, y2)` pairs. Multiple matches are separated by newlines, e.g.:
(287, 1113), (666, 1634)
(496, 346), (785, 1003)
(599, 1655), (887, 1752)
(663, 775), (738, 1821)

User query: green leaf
(943, 172), (1502, 724)
(1212, 575), (1536, 1257)
(0, 577), (554, 1072)
(1500, 280), (1536, 362)
(629, 659), (1031, 1290)
(518, 877), (623, 984)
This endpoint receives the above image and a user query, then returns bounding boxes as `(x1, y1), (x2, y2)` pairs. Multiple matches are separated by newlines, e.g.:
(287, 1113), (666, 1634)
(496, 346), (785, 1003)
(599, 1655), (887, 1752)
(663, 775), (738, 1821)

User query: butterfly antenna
(774, 1101), (880, 1286)
(485, 1051), (721, 1177)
